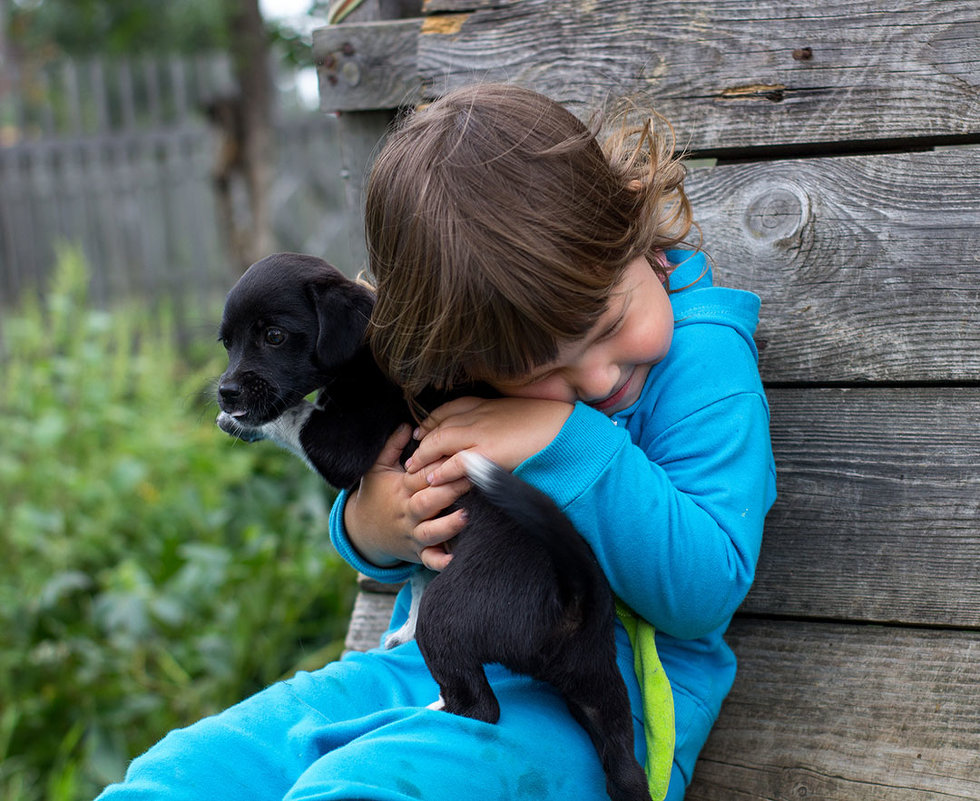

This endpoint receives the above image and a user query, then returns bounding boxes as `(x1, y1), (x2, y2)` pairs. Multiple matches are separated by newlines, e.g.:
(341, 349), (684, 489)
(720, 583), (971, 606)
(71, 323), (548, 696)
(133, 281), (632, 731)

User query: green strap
(615, 600), (675, 801)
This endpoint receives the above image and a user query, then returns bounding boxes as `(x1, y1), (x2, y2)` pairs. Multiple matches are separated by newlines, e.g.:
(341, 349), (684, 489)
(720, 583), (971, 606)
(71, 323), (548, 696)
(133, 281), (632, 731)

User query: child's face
(490, 257), (673, 415)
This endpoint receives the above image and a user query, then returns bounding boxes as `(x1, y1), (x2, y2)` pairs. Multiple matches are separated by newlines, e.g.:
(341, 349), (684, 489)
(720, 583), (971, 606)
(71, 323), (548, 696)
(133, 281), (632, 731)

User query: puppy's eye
(264, 327), (286, 346)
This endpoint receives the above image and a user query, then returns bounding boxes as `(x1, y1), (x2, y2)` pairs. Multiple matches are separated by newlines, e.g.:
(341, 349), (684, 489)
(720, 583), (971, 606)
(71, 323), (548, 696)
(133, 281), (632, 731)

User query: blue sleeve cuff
(328, 489), (417, 583)
(514, 402), (629, 509)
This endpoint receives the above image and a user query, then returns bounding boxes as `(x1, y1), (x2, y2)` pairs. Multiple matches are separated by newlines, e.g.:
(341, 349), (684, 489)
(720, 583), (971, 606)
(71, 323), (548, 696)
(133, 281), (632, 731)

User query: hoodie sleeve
(515, 321), (776, 640)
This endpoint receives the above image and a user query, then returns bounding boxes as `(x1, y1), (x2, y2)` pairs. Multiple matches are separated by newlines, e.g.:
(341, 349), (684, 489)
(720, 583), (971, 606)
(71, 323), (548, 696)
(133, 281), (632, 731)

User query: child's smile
(490, 256), (674, 415)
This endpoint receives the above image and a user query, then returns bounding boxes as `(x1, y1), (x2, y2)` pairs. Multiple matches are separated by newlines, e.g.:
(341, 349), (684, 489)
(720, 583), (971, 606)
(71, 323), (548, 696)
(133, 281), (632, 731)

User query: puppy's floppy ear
(309, 280), (376, 371)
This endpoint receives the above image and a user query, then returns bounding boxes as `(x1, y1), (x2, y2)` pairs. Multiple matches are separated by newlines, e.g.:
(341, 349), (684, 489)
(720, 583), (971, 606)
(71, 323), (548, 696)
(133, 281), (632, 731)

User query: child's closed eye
(594, 316), (625, 343)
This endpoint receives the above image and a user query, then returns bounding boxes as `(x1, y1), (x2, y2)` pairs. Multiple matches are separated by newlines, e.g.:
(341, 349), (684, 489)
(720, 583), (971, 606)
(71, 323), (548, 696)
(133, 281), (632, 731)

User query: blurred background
(0, 2), (361, 799)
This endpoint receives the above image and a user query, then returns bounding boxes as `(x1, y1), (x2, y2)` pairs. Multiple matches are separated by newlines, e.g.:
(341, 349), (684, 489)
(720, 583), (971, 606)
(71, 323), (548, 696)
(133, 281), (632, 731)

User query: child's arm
(518, 326), (774, 640)
(407, 396), (573, 476)
(332, 397), (573, 576)
(524, 392), (773, 639)
(411, 329), (775, 640)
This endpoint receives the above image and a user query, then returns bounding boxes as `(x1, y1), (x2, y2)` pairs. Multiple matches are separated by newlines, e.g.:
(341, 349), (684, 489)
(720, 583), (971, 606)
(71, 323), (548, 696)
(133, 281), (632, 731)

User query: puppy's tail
(459, 451), (603, 601)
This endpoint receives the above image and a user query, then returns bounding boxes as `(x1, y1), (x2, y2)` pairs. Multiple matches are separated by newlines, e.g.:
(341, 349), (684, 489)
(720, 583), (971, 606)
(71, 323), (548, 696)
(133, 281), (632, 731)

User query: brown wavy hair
(365, 83), (693, 396)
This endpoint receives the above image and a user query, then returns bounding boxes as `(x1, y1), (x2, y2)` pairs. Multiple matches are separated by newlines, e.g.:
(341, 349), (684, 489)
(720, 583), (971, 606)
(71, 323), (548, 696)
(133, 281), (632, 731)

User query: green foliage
(0, 248), (357, 801)
(7, 0), (232, 58)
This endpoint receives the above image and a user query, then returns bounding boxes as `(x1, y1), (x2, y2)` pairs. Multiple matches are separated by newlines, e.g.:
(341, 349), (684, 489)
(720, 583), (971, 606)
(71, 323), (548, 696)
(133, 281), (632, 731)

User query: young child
(96, 84), (775, 801)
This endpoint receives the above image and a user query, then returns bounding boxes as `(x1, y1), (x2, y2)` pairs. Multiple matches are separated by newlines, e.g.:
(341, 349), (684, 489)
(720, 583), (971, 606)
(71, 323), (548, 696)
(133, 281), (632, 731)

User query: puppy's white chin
(216, 411), (266, 442)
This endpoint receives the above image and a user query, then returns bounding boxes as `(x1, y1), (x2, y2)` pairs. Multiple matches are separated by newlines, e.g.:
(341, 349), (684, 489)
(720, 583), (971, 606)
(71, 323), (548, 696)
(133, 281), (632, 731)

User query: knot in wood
(744, 185), (811, 248)
(341, 60), (361, 87)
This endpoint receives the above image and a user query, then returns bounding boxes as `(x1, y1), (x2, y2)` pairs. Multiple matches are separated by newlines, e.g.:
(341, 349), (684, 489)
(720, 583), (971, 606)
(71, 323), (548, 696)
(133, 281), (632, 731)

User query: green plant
(0, 247), (357, 801)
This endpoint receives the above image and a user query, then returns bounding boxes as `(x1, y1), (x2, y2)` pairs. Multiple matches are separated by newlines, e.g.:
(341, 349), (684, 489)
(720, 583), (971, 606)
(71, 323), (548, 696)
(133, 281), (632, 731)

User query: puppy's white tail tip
(459, 450), (502, 491)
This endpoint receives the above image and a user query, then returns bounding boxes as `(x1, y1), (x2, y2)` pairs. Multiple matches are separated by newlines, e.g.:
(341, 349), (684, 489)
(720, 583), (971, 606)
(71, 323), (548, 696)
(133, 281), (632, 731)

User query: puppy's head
(217, 253), (374, 426)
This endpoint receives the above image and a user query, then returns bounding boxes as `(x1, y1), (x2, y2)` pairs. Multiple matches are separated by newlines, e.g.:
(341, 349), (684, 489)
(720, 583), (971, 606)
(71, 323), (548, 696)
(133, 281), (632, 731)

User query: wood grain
(751, 386), (980, 627)
(416, 0), (980, 151)
(343, 584), (398, 653)
(330, 108), (394, 275)
(689, 618), (980, 800)
(685, 148), (980, 382)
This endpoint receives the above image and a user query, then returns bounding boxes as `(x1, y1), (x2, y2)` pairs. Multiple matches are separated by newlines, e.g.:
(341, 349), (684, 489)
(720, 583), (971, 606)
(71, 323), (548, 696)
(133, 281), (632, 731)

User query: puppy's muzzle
(216, 374), (276, 437)
(217, 372), (280, 424)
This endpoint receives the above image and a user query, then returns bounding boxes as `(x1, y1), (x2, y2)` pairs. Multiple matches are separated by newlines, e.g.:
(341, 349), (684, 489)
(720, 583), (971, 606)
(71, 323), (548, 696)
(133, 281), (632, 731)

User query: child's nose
(573, 363), (619, 403)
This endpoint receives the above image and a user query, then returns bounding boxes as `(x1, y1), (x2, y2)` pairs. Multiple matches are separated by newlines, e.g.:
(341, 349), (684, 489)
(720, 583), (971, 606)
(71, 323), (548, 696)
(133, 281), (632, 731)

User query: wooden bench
(314, 2), (980, 798)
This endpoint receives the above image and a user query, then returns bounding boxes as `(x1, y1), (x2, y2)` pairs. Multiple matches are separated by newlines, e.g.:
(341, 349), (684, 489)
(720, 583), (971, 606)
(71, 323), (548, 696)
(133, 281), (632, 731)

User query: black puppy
(216, 253), (651, 801)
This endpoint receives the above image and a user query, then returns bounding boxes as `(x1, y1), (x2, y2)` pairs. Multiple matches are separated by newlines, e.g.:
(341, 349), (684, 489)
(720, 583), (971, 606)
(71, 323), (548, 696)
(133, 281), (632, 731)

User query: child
(97, 84), (775, 801)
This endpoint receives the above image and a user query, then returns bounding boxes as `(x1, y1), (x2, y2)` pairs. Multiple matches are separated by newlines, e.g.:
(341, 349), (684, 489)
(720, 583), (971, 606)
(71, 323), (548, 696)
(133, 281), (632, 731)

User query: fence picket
(1, 53), (350, 331)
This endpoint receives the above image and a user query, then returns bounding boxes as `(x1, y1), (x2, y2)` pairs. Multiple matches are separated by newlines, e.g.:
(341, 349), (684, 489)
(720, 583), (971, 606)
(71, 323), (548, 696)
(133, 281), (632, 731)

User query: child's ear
(309, 281), (376, 371)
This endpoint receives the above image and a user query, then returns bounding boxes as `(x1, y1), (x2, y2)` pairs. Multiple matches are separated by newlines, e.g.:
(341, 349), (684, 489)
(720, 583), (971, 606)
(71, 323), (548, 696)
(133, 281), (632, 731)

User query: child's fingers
(407, 479), (470, 523)
(420, 545), (453, 572)
(374, 424), (413, 470)
(402, 456), (449, 494)
(423, 450), (474, 487)
(406, 423), (476, 474)
(414, 508), (469, 570)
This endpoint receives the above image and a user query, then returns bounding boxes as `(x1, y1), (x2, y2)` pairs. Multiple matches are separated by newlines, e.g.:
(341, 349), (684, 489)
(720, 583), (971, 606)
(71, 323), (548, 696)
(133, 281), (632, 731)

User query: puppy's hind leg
(421, 653), (500, 725)
(560, 680), (650, 801)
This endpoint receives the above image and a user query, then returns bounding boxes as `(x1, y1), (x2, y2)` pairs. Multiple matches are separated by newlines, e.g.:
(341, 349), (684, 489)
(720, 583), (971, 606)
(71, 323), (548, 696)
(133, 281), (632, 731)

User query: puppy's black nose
(218, 381), (242, 406)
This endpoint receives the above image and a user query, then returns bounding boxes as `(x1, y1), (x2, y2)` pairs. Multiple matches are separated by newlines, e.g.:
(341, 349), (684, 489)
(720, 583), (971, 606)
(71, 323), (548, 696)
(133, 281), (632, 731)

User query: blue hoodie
(330, 250), (778, 788)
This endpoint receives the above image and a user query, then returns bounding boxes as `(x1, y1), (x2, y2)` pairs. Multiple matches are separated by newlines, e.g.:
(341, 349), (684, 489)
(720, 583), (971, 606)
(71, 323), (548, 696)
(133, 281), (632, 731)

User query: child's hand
(406, 397), (573, 486)
(344, 424), (469, 571)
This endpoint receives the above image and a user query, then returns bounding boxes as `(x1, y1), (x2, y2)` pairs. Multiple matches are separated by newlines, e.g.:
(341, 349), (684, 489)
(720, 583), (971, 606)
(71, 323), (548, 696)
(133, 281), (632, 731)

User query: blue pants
(97, 641), (686, 800)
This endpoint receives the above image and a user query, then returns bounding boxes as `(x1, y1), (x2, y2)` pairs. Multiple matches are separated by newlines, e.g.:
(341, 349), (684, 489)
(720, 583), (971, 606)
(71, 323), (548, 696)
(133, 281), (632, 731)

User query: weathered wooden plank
(314, 19), (422, 111)
(330, 108), (394, 276)
(344, 582), (399, 653)
(313, 0), (416, 274)
(315, 87), (980, 378)
(343, 598), (980, 798)
(423, 0), (515, 11)
(749, 387), (980, 627)
(685, 148), (980, 382)
(689, 619), (980, 800)
(415, 0), (980, 151)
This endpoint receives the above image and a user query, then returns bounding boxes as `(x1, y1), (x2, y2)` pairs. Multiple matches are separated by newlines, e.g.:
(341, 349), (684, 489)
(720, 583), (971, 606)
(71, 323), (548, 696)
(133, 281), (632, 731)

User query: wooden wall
(315, 1), (980, 798)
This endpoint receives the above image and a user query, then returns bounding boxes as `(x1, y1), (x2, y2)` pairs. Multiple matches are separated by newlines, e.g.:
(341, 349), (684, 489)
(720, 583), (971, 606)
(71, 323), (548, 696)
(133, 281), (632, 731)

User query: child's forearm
(407, 396), (573, 486)
(516, 396), (775, 639)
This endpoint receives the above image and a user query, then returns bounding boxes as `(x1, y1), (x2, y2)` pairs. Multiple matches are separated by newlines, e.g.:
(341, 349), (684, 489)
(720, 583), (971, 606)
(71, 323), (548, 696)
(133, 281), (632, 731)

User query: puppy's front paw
(216, 412), (266, 442)
(426, 695), (446, 712)
(384, 617), (419, 649)
(384, 628), (411, 650)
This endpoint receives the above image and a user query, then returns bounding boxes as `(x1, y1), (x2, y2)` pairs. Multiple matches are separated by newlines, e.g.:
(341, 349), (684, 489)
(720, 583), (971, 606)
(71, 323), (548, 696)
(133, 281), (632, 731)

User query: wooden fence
(0, 54), (355, 316)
